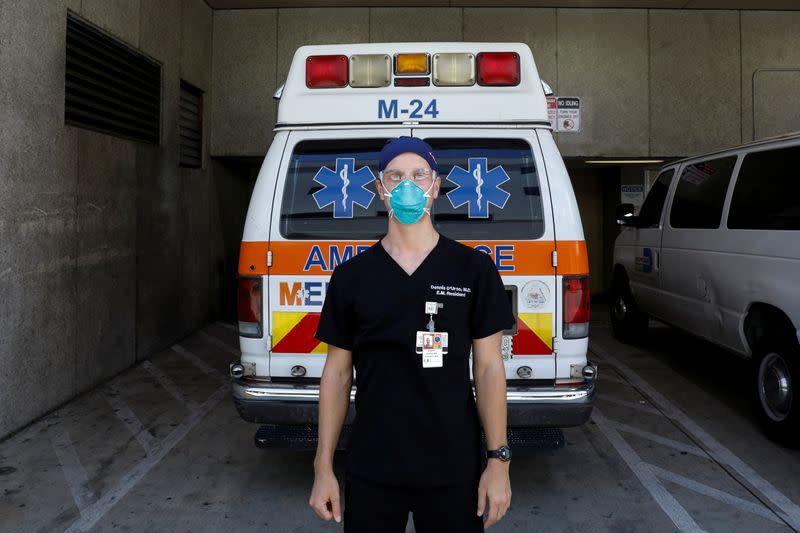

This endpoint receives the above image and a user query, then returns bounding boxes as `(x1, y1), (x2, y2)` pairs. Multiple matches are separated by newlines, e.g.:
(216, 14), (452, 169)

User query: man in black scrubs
(309, 137), (515, 532)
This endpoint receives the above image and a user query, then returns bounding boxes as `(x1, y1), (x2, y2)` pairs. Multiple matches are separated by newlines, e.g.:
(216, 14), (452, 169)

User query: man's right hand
(309, 468), (342, 523)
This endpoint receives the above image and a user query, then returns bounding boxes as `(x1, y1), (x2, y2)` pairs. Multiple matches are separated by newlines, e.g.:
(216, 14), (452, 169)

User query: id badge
(415, 331), (448, 368)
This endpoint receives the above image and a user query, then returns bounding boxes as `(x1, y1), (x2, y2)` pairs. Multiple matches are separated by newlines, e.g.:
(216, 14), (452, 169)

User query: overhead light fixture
(584, 159), (664, 164)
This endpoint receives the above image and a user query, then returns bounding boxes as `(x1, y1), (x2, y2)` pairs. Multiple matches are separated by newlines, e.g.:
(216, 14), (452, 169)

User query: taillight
(563, 276), (590, 339)
(476, 52), (520, 86)
(238, 276), (263, 338)
(306, 55), (348, 88)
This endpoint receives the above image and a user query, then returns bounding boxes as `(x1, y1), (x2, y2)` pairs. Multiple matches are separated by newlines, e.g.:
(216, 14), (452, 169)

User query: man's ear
(375, 178), (384, 199)
(433, 174), (442, 199)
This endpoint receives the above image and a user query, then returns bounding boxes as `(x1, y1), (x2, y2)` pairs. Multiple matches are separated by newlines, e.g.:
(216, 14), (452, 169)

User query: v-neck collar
(377, 234), (444, 278)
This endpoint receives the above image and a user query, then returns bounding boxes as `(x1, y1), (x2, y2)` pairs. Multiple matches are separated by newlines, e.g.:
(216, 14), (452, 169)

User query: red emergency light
(476, 52), (520, 87)
(306, 55), (348, 88)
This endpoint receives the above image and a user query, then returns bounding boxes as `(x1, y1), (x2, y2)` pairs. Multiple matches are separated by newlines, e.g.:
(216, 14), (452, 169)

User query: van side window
(669, 156), (737, 229)
(637, 170), (674, 228)
(727, 146), (800, 230)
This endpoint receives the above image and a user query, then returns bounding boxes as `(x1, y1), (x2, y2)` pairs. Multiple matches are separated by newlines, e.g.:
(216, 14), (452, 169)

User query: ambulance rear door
(267, 128), (411, 378)
(414, 128), (557, 381)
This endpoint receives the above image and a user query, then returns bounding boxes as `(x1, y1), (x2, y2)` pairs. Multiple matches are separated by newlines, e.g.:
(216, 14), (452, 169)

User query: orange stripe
(239, 241), (269, 276)
(556, 240), (589, 276)
(239, 240), (588, 276)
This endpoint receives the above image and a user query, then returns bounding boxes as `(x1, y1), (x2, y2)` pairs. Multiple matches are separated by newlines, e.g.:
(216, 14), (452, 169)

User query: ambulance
(230, 43), (596, 448)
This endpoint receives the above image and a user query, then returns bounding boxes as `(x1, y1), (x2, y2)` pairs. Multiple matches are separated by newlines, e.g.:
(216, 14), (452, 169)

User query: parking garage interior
(2, 1), (800, 531)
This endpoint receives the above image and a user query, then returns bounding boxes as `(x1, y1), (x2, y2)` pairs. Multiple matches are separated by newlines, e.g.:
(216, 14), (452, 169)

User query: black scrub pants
(343, 472), (485, 533)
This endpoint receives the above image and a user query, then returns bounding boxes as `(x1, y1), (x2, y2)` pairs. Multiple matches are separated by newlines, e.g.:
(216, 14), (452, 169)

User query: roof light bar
(349, 54), (391, 88)
(477, 52), (520, 86)
(432, 53), (475, 87)
(306, 55), (348, 88)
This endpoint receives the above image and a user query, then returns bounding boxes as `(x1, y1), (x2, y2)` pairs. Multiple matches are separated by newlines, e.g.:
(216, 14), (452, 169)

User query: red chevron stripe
(272, 312), (322, 353)
(514, 316), (551, 355)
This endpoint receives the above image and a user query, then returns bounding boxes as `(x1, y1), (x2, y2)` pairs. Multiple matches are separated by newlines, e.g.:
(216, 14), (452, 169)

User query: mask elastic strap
(423, 175), (436, 198)
(379, 175), (392, 199)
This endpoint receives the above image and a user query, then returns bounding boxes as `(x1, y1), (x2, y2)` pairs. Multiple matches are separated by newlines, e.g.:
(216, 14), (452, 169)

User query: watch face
(500, 446), (512, 461)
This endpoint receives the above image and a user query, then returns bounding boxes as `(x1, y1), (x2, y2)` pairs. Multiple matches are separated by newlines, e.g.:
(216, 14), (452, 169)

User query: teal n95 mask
(381, 178), (435, 225)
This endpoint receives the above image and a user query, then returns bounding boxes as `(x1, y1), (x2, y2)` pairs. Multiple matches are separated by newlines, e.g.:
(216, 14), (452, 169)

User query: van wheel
(754, 336), (800, 448)
(609, 278), (648, 344)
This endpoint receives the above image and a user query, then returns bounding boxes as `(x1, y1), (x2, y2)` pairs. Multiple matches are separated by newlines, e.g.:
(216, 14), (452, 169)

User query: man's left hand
(477, 460), (512, 528)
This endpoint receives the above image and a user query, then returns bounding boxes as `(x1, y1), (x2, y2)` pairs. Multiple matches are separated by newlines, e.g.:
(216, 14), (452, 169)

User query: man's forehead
(383, 152), (432, 171)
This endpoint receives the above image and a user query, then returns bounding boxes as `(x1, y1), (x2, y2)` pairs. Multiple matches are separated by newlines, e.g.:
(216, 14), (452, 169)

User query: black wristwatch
(486, 444), (512, 462)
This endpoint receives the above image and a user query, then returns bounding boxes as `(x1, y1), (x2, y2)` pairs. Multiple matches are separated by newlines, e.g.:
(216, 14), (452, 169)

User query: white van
(230, 43), (596, 448)
(612, 132), (800, 445)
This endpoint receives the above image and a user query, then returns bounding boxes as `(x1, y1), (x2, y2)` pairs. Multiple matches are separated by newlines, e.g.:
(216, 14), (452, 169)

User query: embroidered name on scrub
(430, 285), (471, 297)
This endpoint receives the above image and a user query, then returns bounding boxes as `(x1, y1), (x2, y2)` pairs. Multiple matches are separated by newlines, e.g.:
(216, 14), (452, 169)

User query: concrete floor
(2, 313), (799, 533)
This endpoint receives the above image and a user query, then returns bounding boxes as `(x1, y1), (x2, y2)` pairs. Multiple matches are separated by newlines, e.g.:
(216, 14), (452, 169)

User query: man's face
(376, 152), (440, 214)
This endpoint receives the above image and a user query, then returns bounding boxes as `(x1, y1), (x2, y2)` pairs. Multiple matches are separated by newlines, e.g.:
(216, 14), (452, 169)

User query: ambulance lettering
(474, 244), (515, 272)
(377, 98), (439, 120)
(303, 244), (371, 272)
(279, 281), (330, 306)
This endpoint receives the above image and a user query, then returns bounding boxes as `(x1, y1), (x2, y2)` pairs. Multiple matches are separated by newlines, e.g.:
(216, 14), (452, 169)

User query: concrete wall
(0, 0), (219, 438)
(210, 7), (800, 158)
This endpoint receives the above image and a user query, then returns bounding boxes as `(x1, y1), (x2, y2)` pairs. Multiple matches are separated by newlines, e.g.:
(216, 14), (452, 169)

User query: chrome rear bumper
(232, 374), (595, 428)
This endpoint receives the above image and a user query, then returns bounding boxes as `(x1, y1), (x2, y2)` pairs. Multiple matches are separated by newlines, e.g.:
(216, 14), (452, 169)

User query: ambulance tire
(753, 336), (800, 448)
(609, 277), (649, 344)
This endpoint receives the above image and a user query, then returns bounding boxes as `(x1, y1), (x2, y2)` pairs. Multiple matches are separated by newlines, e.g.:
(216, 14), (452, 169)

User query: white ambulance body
(231, 43), (595, 447)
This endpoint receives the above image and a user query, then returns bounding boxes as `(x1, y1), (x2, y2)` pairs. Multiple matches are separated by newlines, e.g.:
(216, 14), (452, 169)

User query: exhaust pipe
(230, 363), (245, 379)
(582, 363), (597, 381)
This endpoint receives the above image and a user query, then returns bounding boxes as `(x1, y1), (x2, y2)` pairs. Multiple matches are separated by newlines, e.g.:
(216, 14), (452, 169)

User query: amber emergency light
(395, 53), (429, 75)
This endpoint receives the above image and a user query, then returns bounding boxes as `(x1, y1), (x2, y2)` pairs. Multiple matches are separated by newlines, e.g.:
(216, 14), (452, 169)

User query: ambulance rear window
(279, 138), (544, 240)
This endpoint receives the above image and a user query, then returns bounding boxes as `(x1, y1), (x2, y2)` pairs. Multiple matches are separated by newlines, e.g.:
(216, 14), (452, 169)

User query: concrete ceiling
(206, 0), (800, 9)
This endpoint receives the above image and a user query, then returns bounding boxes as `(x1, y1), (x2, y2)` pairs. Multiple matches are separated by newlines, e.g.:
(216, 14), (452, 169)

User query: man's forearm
(314, 368), (352, 471)
(474, 361), (508, 449)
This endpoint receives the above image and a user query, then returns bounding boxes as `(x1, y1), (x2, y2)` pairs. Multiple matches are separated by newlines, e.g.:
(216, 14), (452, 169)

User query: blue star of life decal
(445, 158), (511, 218)
(312, 158), (376, 218)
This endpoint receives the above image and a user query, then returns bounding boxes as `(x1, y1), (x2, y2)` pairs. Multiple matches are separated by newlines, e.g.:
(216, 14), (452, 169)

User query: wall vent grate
(179, 80), (203, 168)
(65, 12), (161, 144)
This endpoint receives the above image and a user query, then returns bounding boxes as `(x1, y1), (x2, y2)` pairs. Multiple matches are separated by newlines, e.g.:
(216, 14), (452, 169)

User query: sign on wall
(621, 185), (645, 215)
(547, 96), (582, 132)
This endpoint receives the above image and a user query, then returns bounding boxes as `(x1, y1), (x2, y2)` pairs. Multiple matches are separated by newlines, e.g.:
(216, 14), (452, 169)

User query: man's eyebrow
(383, 168), (432, 173)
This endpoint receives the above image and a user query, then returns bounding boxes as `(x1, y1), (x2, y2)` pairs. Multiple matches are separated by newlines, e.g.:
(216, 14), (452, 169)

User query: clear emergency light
(432, 53), (475, 86)
(305, 49), (521, 89)
(349, 54), (391, 88)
